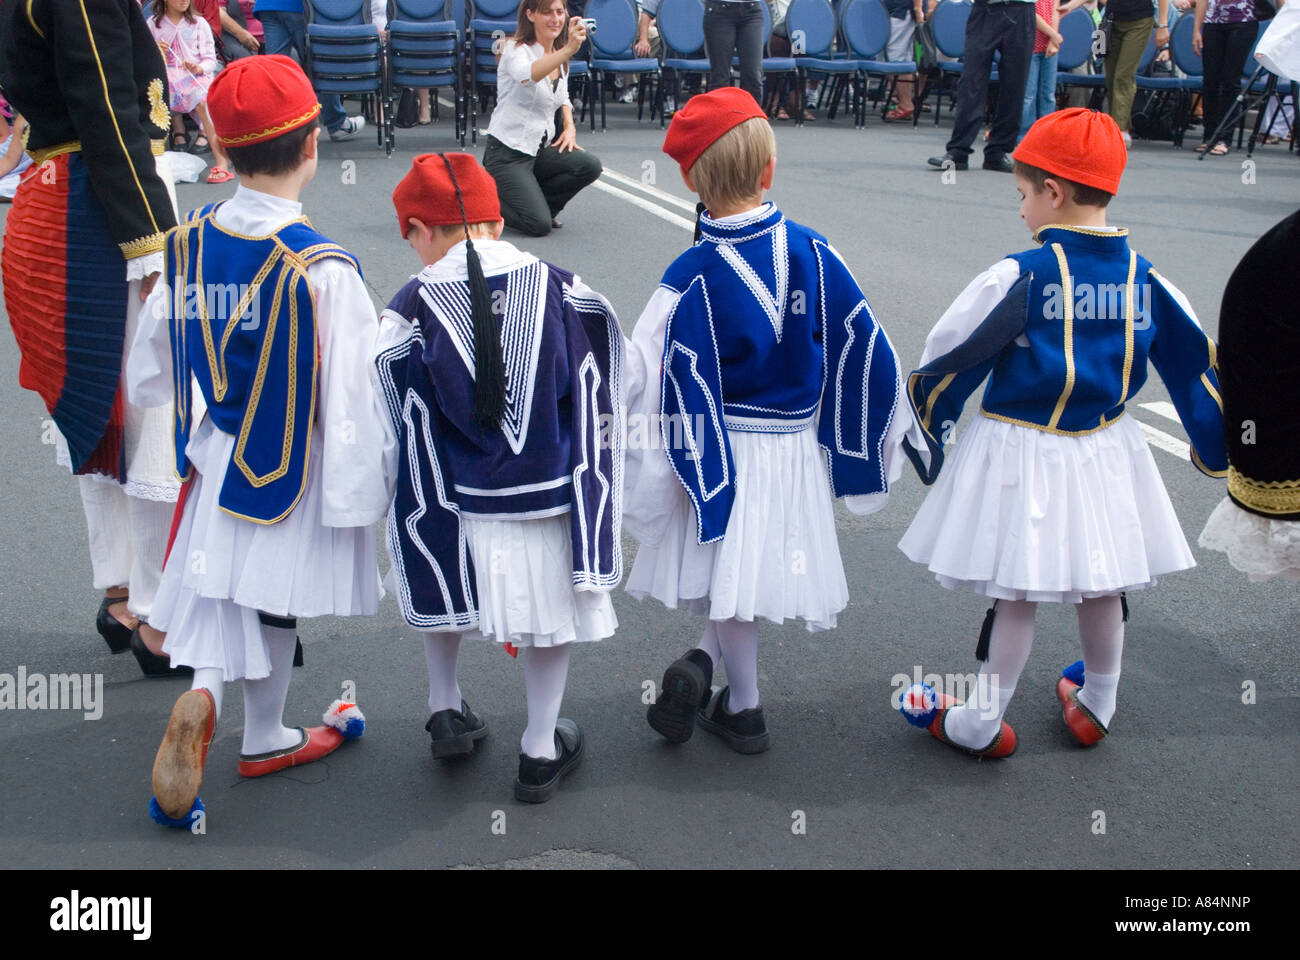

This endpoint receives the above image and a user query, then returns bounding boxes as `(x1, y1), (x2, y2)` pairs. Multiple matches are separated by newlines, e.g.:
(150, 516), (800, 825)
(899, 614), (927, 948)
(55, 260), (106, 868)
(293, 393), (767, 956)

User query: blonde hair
(689, 117), (776, 212)
(437, 220), (500, 239)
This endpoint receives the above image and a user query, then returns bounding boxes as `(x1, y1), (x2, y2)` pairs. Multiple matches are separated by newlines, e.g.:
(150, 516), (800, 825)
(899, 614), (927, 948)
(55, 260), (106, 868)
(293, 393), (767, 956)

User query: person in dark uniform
(0, 0), (186, 676)
(926, 0), (1037, 173)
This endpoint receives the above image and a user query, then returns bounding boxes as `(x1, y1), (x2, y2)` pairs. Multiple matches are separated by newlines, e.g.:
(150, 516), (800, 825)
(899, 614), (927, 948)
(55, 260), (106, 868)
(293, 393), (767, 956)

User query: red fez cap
(663, 88), (769, 173)
(1012, 107), (1127, 196)
(207, 55), (321, 148)
(392, 153), (502, 238)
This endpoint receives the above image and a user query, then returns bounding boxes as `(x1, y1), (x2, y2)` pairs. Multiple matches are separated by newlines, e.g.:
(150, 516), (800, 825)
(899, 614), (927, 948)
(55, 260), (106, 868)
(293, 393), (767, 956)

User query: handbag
(394, 87), (421, 128)
(917, 18), (940, 72)
(1095, 9), (1114, 59)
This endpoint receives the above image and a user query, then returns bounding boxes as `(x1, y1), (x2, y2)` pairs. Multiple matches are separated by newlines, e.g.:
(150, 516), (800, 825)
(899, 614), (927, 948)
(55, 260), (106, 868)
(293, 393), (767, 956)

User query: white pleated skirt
(1199, 496), (1300, 583)
(455, 513), (617, 647)
(153, 417), (382, 680)
(898, 413), (1195, 602)
(625, 425), (849, 632)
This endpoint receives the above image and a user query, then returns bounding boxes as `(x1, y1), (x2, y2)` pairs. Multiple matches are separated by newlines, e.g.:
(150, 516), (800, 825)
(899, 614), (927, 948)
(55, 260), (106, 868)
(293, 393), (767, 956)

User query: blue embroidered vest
(375, 255), (625, 631)
(905, 225), (1227, 482)
(167, 202), (361, 523)
(657, 205), (903, 543)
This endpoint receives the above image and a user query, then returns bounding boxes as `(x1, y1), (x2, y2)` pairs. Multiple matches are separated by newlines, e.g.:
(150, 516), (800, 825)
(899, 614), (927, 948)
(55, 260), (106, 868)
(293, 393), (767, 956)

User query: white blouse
(486, 39), (573, 156)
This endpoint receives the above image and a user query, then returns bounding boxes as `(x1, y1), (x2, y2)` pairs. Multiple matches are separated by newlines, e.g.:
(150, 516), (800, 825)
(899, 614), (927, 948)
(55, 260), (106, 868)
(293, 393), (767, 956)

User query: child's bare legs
(714, 617), (760, 711)
(418, 88), (432, 124)
(521, 644), (571, 760)
(943, 599), (1036, 749)
(423, 632), (464, 714)
(195, 104), (230, 170)
(240, 620), (300, 755)
(1074, 595), (1124, 726)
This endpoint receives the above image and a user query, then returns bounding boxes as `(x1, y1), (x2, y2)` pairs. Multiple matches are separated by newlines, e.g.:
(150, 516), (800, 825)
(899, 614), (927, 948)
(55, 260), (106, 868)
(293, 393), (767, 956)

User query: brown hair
(1013, 159), (1112, 208)
(224, 117), (319, 177)
(513, 0), (570, 69)
(690, 117), (776, 213)
(152, 0), (196, 27)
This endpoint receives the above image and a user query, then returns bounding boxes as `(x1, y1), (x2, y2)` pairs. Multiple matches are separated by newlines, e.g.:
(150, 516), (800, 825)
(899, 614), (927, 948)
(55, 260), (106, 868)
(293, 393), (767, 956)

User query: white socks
(943, 600), (1035, 750)
(696, 621), (721, 666)
(124, 495), (174, 620)
(1075, 596), (1125, 727)
(240, 623), (300, 756)
(714, 618), (760, 712)
(423, 633), (464, 714)
(76, 477), (174, 619)
(521, 644), (571, 760)
(190, 668), (224, 721)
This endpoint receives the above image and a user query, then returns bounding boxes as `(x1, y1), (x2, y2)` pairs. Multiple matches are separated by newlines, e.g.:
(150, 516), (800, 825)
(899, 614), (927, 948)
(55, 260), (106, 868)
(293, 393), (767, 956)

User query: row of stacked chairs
(303, 0), (1289, 155)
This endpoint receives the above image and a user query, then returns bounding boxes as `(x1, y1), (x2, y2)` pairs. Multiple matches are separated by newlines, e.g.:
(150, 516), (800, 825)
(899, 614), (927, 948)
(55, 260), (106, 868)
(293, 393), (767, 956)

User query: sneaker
(425, 699), (489, 760)
(696, 686), (770, 754)
(328, 116), (366, 141)
(662, 95), (676, 115)
(646, 648), (713, 743)
(515, 718), (584, 803)
(619, 86), (638, 104)
(1122, 130), (1133, 147)
(927, 153), (968, 171)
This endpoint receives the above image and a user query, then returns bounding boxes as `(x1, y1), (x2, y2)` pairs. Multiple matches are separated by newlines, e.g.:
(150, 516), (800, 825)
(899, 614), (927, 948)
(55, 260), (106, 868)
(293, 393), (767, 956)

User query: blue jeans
(258, 11), (349, 131)
(1019, 51), (1058, 140)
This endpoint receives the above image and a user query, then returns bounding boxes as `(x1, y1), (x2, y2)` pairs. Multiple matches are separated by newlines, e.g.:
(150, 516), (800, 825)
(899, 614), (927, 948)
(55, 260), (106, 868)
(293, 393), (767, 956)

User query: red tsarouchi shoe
(1057, 672), (1108, 747)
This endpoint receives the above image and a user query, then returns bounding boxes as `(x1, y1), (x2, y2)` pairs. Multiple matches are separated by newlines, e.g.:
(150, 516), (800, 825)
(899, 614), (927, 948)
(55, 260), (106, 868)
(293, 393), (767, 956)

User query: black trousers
(945, 0), (1036, 160)
(482, 135), (602, 237)
(1201, 20), (1258, 144)
(703, 0), (765, 103)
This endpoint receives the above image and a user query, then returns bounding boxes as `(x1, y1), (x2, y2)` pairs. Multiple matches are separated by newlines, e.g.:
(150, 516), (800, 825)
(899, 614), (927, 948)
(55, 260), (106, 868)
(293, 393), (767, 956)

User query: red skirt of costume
(2, 151), (130, 480)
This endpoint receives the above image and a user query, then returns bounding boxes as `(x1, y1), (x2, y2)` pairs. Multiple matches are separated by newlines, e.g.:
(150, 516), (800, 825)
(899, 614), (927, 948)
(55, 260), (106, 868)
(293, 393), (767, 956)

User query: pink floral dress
(146, 13), (219, 115)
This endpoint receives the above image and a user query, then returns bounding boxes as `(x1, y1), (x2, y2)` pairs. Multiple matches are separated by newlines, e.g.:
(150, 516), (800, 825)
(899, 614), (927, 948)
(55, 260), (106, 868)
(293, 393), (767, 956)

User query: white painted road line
(1135, 419), (1191, 460)
(600, 168), (699, 214)
(589, 178), (696, 232)
(1140, 400), (1183, 425)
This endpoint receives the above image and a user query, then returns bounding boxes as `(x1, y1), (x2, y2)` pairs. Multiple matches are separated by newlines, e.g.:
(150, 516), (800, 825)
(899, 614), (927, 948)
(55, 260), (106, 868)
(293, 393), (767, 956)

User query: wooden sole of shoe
(152, 691), (212, 820)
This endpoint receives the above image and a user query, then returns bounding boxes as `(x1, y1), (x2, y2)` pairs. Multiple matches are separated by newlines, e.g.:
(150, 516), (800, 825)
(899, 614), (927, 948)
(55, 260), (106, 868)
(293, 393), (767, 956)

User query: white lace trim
(126, 251), (165, 283)
(1198, 496), (1300, 583)
(123, 477), (181, 503)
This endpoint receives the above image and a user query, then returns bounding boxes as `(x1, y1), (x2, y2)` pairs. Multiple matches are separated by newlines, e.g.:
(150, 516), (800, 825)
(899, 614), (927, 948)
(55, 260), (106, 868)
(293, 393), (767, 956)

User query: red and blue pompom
(1062, 660), (1086, 688)
(899, 683), (940, 728)
(149, 795), (204, 829)
(322, 700), (365, 739)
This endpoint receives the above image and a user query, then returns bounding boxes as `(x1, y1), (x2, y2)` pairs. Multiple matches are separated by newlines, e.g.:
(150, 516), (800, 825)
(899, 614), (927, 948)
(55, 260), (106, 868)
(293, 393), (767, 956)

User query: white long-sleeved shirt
(485, 39), (573, 155)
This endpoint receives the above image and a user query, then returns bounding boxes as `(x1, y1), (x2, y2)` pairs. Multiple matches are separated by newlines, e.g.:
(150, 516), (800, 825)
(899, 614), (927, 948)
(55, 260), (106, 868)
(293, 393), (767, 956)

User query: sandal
(1195, 141), (1210, 153)
(1262, 134), (1283, 145)
(884, 107), (915, 122)
(171, 132), (189, 151)
(1209, 141), (1230, 156)
(205, 165), (235, 184)
(191, 135), (211, 155)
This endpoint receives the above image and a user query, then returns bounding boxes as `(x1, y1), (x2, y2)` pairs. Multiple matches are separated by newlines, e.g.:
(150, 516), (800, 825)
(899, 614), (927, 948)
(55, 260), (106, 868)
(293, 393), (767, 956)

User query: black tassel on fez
(440, 154), (506, 429)
(693, 201), (706, 244)
(975, 601), (997, 662)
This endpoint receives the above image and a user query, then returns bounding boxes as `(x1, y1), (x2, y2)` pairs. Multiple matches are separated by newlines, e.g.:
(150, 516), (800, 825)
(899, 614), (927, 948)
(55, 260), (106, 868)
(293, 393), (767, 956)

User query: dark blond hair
(691, 117), (776, 212)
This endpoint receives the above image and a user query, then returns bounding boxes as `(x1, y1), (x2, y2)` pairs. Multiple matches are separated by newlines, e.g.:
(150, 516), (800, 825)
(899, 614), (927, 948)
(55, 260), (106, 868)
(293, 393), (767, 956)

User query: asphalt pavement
(1, 100), (1296, 869)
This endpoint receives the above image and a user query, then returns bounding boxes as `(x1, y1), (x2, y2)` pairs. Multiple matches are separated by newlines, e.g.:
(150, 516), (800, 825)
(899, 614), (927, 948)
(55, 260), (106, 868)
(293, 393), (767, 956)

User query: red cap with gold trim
(207, 55), (322, 148)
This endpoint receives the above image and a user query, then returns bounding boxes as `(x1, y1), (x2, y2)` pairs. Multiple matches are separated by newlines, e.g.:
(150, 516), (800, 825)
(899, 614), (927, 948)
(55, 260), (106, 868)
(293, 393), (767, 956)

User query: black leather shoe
(515, 718), (583, 803)
(647, 648), (713, 743)
(96, 594), (134, 654)
(928, 153), (968, 171)
(425, 699), (488, 760)
(130, 626), (193, 679)
(697, 686), (770, 754)
(982, 153), (1015, 173)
